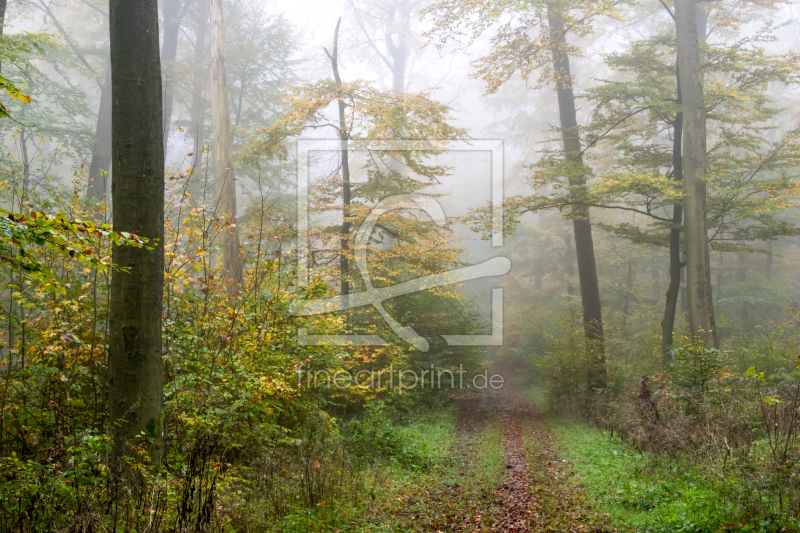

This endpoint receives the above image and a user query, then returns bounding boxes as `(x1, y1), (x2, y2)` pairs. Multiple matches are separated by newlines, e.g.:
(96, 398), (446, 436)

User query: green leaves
(0, 207), (148, 294)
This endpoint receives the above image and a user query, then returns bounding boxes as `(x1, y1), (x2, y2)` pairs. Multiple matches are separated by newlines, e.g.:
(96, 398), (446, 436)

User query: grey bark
(86, 62), (112, 201)
(737, 252), (748, 323)
(209, 0), (243, 288)
(675, 0), (717, 346)
(662, 69), (683, 364)
(0, 0), (7, 72)
(327, 18), (352, 297)
(108, 0), (166, 468)
(161, 0), (182, 155)
(189, 1), (207, 180)
(547, 1), (606, 389)
(766, 240), (773, 279)
(564, 231), (574, 297)
(386, 0), (409, 91)
(350, 0), (410, 92)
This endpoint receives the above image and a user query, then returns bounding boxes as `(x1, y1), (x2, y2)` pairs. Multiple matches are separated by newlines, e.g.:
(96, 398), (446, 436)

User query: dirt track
(450, 364), (613, 533)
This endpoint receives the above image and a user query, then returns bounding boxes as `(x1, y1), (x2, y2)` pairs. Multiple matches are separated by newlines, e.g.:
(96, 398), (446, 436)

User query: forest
(1, 0), (800, 531)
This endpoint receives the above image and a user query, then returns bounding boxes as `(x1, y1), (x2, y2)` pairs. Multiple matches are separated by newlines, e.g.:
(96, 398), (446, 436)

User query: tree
(209, 0), (242, 288)
(242, 22), (477, 367)
(161, 0), (188, 153)
(0, 0), (7, 73)
(590, 2), (798, 360)
(424, 0), (614, 388)
(348, 0), (420, 91)
(675, 0), (716, 347)
(468, 1), (799, 363)
(325, 19), (353, 297)
(86, 61), (111, 202)
(108, 0), (165, 469)
(21, 0), (111, 200)
(546, 0), (605, 389)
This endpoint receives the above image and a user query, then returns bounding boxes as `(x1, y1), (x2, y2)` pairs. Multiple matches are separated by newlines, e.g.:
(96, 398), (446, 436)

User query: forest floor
(356, 361), (616, 532)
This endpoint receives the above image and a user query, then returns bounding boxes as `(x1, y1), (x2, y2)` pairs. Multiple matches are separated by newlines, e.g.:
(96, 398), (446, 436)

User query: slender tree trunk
(534, 213), (545, 291)
(161, 0), (181, 156)
(20, 127), (29, 199)
(564, 231), (574, 297)
(737, 252), (748, 324)
(108, 0), (165, 470)
(662, 74), (684, 364)
(622, 261), (633, 326)
(189, 1), (207, 174)
(680, 260), (688, 312)
(209, 0), (243, 288)
(547, 1), (606, 389)
(675, 0), (717, 347)
(0, 0), (8, 73)
(766, 240), (773, 279)
(387, 0), (409, 91)
(86, 61), (112, 201)
(328, 19), (351, 297)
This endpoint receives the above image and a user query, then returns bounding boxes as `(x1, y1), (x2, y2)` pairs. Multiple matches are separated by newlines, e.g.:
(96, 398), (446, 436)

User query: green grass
(274, 406), (507, 532)
(345, 412), (506, 532)
(551, 420), (744, 533)
(473, 414), (505, 488)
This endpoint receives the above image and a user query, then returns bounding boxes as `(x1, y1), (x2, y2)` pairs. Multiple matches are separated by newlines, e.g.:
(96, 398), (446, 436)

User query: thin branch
(579, 106), (651, 157)
(80, 0), (107, 18)
(33, 0), (99, 82)
(347, 0), (394, 71)
(657, 0), (676, 21)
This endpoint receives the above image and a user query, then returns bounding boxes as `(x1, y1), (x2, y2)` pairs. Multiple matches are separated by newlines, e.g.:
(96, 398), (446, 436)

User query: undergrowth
(552, 421), (788, 533)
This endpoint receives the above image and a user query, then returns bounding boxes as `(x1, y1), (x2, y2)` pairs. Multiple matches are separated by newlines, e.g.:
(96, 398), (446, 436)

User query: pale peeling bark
(209, 0), (243, 289)
(674, 0), (717, 347)
(108, 0), (166, 468)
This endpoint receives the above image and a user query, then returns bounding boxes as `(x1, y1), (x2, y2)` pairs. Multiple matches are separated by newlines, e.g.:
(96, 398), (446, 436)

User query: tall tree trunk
(0, 0), (7, 73)
(328, 18), (351, 297)
(737, 252), (748, 324)
(108, 0), (166, 470)
(675, 0), (717, 347)
(86, 61), (112, 202)
(209, 0), (243, 288)
(161, 0), (181, 156)
(547, 1), (606, 389)
(564, 230), (574, 297)
(766, 240), (773, 279)
(662, 71), (684, 365)
(622, 261), (633, 326)
(189, 1), (207, 174)
(387, 0), (409, 91)
(680, 261), (688, 312)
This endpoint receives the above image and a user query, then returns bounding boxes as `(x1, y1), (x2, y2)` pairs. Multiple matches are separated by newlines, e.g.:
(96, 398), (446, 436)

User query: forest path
(446, 360), (614, 533)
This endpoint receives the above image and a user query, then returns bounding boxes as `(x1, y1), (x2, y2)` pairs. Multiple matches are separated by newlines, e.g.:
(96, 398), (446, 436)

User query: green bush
(343, 401), (434, 470)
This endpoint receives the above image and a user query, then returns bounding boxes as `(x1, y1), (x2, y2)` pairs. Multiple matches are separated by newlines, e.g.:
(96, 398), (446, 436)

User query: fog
(3, 0), (800, 529)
